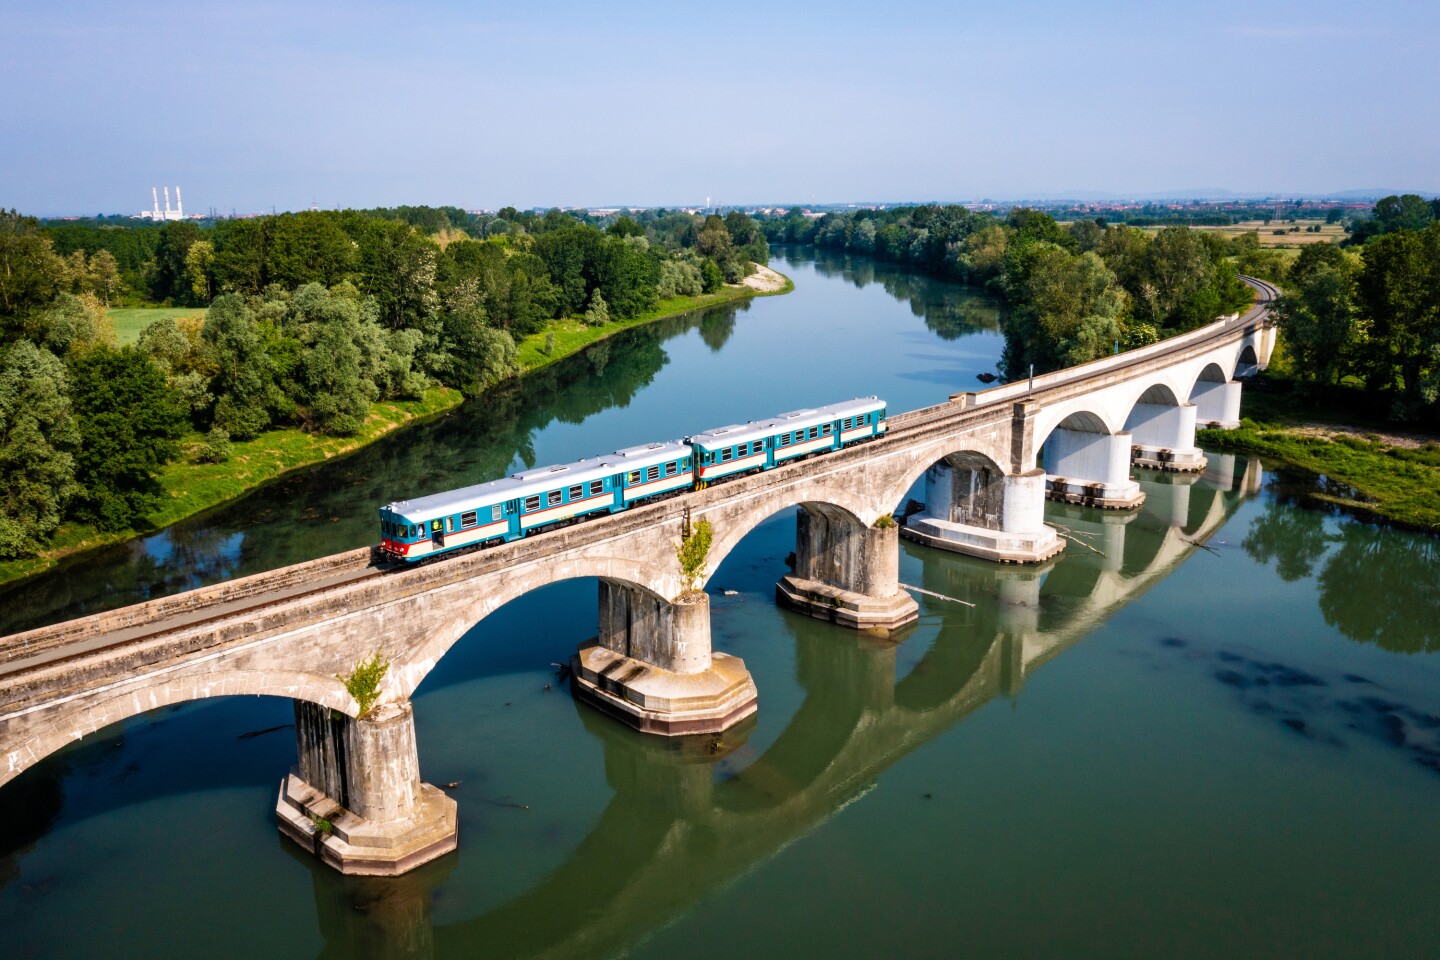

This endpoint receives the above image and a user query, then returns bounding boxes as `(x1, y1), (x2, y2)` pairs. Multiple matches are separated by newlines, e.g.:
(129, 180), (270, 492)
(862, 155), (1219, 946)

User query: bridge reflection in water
(298, 455), (1261, 960)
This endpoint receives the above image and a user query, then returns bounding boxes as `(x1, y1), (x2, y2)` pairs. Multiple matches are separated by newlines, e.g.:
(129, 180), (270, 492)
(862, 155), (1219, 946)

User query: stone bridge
(0, 280), (1275, 875)
(300, 457), (1262, 958)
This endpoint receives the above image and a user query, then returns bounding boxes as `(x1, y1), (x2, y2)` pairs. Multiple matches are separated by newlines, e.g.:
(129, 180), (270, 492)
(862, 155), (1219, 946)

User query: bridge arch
(395, 555), (677, 698)
(703, 481), (876, 579)
(879, 442), (1010, 521)
(0, 668), (351, 789)
(1234, 344), (1260, 379)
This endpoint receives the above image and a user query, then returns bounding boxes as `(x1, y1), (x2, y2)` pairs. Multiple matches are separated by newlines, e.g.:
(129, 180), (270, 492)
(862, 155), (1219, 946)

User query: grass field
(107, 306), (205, 345)
(1142, 219), (1347, 248)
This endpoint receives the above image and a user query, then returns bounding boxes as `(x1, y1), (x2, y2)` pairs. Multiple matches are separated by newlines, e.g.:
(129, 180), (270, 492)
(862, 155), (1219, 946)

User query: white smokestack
(164, 186), (171, 214)
(175, 186), (183, 218)
(152, 187), (160, 219)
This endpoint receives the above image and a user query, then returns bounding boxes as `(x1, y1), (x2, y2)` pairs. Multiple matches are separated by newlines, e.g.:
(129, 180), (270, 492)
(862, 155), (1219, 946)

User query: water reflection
(782, 246), (1004, 342)
(301, 459), (1260, 960)
(1243, 479), (1440, 653)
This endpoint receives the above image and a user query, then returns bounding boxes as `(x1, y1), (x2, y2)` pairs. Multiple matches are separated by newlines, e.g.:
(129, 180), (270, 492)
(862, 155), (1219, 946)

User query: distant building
(135, 186), (187, 221)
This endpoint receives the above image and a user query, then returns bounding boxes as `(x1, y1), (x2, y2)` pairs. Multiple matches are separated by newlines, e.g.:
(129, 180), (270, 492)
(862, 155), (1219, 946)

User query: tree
(203, 294), (278, 438)
(0, 342), (81, 557)
(1274, 244), (1360, 387)
(582, 289), (609, 326)
(1373, 194), (1435, 235)
(1357, 224), (1440, 412)
(185, 239), (215, 303)
(0, 209), (64, 326)
(38, 293), (117, 358)
(675, 518), (713, 594)
(91, 249), (125, 306)
(149, 221), (203, 303)
(67, 346), (186, 530)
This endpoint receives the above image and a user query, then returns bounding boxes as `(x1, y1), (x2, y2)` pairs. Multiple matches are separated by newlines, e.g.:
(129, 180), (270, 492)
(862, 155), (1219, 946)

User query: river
(1, 248), (1437, 959)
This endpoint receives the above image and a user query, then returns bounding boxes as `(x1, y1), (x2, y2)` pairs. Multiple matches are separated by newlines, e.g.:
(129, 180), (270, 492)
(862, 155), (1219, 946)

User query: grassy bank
(2, 275), (792, 587)
(1198, 382), (1440, 532)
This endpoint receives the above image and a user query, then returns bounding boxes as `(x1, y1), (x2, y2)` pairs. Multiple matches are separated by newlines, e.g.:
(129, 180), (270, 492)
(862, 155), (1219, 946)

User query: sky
(3, 0), (1438, 215)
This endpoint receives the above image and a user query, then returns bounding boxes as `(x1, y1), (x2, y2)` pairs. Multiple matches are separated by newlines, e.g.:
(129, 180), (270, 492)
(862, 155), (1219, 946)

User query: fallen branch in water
(1182, 537), (1220, 556)
(898, 582), (975, 607)
(1046, 522), (1107, 557)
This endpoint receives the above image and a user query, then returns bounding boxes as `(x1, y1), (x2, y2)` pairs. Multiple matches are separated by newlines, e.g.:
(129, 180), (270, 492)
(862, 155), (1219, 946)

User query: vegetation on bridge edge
(0, 274), (792, 589)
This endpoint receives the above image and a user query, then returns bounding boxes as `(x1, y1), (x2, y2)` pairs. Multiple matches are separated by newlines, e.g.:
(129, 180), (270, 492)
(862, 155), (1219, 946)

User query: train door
(430, 518), (445, 549)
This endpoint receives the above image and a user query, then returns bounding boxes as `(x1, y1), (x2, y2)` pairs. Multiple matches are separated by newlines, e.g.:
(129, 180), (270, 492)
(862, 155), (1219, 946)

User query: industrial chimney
(175, 186), (183, 218)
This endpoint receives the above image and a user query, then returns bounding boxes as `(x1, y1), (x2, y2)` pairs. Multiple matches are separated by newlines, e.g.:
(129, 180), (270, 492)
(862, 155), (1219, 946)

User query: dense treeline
(1273, 201), (1440, 424)
(0, 206), (768, 557)
(763, 205), (1251, 377)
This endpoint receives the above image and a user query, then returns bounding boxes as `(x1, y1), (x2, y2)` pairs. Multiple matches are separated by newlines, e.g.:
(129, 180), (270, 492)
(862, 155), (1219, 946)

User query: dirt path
(1286, 423), (1436, 450)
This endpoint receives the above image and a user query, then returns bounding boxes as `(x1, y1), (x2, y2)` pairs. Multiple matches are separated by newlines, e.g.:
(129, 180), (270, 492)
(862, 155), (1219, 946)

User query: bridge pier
(276, 699), (458, 877)
(777, 505), (919, 633)
(903, 463), (1064, 563)
(1129, 401), (1207, 473)
(1043, 428), (1146, 509)
(1193, 379), (1243, 429)
(571, 582), (758, 736)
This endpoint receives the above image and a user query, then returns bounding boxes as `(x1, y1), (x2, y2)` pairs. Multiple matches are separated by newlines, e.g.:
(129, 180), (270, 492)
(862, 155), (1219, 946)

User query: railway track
(0, 280), (1276, 688)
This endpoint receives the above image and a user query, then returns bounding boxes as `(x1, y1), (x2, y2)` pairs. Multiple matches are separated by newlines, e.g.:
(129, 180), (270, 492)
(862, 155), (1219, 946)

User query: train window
(647, 466), (660, 482)
(568, 485), (583, 500)
(590, 480), (604, 496)
(822, 424), (831, 435)
(627, 471), (640, 484)
(525, 496), (540, 511)
(808, 427), (818, 439)
(720, 448), (733, 462)
(665, 461), (677, 476)
(446, 516), (456, 533)
(491, 505), (503, 522)
(461, 511), (477, 528)
(779, 434), (790, 446)
(548, 490), (562, 506)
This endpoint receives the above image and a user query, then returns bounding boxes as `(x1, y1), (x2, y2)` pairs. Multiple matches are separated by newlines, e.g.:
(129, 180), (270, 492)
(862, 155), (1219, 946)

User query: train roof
(688, 397), (884, 448)
(383, 441), (690, 522)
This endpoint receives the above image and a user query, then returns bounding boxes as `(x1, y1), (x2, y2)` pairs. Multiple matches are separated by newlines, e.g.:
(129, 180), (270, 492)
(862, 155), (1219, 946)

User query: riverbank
(0, 271), (793, 588)
(1197, 385), (1440, 533)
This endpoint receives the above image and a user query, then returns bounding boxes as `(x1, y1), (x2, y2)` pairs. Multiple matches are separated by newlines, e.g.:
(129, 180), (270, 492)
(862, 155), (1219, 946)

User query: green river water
(1, 248), (1436, 959)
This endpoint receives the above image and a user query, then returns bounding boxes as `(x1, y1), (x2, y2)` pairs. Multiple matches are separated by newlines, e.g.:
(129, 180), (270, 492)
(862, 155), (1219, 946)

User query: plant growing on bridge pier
(339, 648), (390, 718)
(873, 513), (897, 529)
(676, 518), (713, 595)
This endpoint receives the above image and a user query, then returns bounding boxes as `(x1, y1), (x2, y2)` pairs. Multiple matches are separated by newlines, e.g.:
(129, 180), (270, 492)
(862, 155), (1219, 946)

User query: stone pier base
(1131, 445), (1208, 473)
(775, 574), (919, 633)
(901, 516), (1064, 564)
(277, 699), (458, 877)
(570, 642), (758, 736)
(276, 774), (458, 877)
(1045, 477), (1146, 510)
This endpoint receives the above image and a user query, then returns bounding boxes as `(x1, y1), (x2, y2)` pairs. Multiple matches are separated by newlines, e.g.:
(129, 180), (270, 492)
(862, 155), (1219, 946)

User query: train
(378, 396), (888, 562)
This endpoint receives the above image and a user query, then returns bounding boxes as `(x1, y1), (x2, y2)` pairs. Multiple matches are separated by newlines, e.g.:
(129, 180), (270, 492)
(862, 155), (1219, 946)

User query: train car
(686, 422), (774, 484)
(612, 440), (694, 504)
(825, 395), (887, 444)
(380, 474), (526, 561)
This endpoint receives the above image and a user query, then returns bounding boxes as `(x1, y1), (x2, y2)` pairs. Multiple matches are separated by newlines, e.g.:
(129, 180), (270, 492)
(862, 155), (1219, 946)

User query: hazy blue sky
(4, 0), (1438, 214)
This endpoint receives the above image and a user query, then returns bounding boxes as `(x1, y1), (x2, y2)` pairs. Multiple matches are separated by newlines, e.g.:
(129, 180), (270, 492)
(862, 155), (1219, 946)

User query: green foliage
(203, 294), (279, 439)
(309, 815), (334, 835)
(676, 518), (714, 594)
(339, 649), (390, 718)
(0, 210), (64, 326)
(67, 346), (187, 530)
(582, 289), (609, 326)
(0, 342), (81, 557)
(873, 513), (897, 529)
(194, 426), (232, 464)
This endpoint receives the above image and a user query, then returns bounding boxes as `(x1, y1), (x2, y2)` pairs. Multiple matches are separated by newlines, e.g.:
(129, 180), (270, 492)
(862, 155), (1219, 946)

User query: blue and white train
(378, 396), (887, 562)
